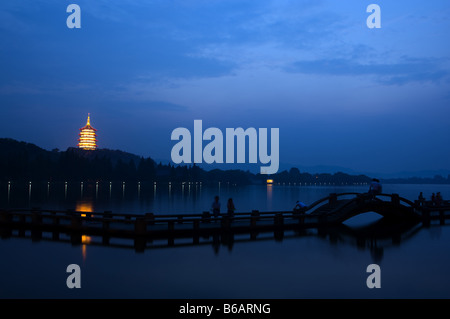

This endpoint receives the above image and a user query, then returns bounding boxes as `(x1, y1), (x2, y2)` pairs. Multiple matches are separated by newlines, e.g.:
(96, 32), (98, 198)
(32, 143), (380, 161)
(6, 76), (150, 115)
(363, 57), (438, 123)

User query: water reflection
(137, 182), (140, 199)
(168, 182), (171, 198)
(7, 181), (10, 204)
(319, 218), (422, 264)
(76, 200), (94, 216)
(0, 212), (426, 264)
(75, 199), (94, 261)
(2, 181), (450, 263)
(2, 181), (450, 298)
(266, 184), (273, 211)
(81, 235), (92, 261)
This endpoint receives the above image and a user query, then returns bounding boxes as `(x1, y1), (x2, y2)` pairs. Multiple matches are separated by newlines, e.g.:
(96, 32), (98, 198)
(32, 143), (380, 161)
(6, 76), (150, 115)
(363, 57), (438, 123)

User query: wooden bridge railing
(300, 192), (361, 214)
(374, 193), (416, 207)
(0, 192), (417, 228)
(1, 193), (447, 242)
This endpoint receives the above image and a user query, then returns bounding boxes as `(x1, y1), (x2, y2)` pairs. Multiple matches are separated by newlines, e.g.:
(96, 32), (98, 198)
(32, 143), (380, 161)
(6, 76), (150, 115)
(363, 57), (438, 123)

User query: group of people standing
(210, 180), (446, 218)
(418, 191), (444, 207)
(211, 195), (236, 218)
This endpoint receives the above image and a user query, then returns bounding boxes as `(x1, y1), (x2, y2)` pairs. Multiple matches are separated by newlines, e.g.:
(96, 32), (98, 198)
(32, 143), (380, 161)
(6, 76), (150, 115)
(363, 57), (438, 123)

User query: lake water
(1, 181), (450, 299)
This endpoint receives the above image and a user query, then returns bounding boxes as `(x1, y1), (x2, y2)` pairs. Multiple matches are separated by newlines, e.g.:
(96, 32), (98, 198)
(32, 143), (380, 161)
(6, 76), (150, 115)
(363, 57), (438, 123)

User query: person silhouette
(211, 195), (221, 219)
(294, 200), (307, 210)
(436, 192), (443, 207)
(418, 192), (425, 206)
(227, 198), (236, 218)
(368, 178), (382, 199)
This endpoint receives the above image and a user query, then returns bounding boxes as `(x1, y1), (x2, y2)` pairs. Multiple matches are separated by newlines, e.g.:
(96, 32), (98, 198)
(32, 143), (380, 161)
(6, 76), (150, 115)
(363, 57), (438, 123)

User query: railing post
(31, 207), (42, 241)
(66, 209), (74, 219)
(134, 238), (146, 253)
(202, 211), (211, 223)
(193, 219), (200, 230)
(103, 211), (112, 231)
(145, 213), (155, 225)
(422, 210), (430, 227)
(51, 211), (59, 226)
(71, 214), (82, 230)
(102, 235), (110, 246)
(134, 217), (147, 253)
(168, 220), (175, 246)
(251, 210), (260, 227)
(0, 210), (10, 224)
(135, 217), (146, 235)
(391, 194), (400, 205)
(50, 211), (60, 240)
(274, 213), (284, 242)
(221, 215), (231, 229)
(356, 194), (365, 204)
(70, 214), (82, 245)
(104, 211), (112, 218)
(319, 214), (328, 224)
(329, 193), (337, 206)
(298, 214), (305, 226)
(31, 207), (42, 225)
(18, 214), (26, 237)
(439, 211), (445, 225)
(102, 210), (112, 245)
(274, 213), (284, 226)
(0, 210), (12, 239)
(193, 219), (200, 244)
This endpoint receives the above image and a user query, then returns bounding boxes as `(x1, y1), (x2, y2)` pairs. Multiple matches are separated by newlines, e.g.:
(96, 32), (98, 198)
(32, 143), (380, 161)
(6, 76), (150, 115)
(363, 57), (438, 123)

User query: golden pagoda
(78, 113), (97, 150)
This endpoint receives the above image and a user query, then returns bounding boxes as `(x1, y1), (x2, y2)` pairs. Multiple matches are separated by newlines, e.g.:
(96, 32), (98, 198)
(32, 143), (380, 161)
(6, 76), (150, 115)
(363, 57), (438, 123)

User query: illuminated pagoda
(78, 113), (97, 150)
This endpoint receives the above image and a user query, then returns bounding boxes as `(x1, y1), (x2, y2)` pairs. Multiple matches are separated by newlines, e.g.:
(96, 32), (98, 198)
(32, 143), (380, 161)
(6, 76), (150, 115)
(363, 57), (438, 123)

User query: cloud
(285, 56), (450, 85)
(122, 100), (189, 112)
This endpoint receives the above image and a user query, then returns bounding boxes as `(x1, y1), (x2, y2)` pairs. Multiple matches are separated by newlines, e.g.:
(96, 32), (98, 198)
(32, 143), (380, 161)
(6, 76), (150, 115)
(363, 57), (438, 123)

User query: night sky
(1, 0), (449, 177)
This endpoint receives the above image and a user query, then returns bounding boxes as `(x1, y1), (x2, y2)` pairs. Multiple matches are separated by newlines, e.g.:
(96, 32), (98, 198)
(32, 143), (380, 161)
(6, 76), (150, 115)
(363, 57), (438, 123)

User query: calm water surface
(1, 181), (450, 298)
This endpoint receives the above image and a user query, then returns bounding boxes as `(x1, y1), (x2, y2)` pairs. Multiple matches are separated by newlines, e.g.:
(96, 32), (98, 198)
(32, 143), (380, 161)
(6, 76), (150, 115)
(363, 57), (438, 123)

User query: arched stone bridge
(298, 192), (421, 223)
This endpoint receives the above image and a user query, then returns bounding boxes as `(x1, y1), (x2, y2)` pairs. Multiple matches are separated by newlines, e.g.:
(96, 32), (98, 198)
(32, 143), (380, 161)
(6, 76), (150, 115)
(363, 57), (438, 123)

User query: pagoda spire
(78, 113), (97, 150)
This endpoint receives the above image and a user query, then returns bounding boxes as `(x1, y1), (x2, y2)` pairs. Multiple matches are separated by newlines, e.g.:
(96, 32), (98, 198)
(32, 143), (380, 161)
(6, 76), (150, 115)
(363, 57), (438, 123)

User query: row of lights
(6, 181), (368, 185)
(6, 181), (369, 192)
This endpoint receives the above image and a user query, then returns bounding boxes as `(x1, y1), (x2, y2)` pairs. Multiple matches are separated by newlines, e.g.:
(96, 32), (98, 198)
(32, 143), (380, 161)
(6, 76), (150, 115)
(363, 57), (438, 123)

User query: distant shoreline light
(78, 113), (97, 150)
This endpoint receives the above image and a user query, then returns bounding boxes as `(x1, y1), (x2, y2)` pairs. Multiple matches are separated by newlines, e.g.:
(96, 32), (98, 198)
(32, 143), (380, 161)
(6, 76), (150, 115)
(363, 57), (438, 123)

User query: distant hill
(0, 137), (375, 185)
(0, 138), (152, 182)
(0, 138), (58, 161)
(67, 147), (142, 166)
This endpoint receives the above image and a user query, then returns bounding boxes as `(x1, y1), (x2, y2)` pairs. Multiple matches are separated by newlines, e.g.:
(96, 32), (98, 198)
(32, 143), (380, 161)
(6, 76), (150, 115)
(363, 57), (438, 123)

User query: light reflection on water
(5, 180), (447, 216)
(1, 182), (450, 298)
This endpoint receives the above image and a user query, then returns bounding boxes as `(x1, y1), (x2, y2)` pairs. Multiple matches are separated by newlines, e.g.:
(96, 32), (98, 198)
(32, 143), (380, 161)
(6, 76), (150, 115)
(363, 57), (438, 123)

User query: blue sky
(1, 0), (449, 176)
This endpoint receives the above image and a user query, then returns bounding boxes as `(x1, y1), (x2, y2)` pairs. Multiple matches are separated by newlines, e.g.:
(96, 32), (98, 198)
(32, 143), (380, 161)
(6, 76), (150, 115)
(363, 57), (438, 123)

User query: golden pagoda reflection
(78, 113), (97, 150)
(81, 235), (92, 261)
(76, 200), (94, 218)
(267, 181), (273, 211)
(76, 200), (94, 261)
